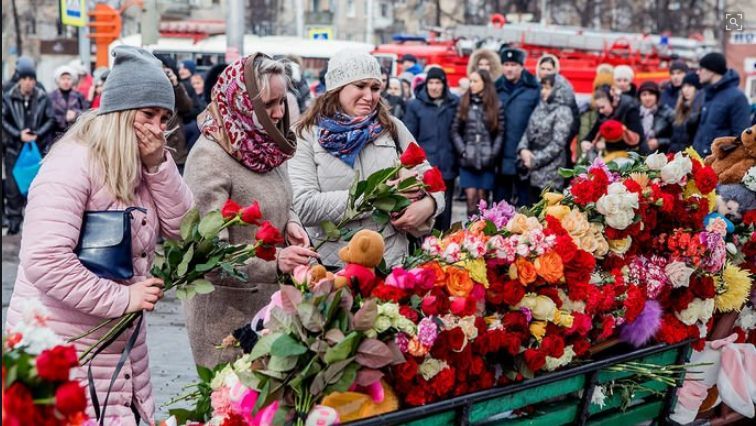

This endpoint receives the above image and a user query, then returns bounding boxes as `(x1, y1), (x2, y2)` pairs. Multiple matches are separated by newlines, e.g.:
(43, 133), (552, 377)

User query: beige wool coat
(182, 136), (300, 368)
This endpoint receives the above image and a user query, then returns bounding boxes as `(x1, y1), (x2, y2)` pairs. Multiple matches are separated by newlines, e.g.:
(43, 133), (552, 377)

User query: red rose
(564, 250), (596, 284)
(400, 142), (427, 167)
(599, 119), (624, 142)
(501, 280), (526, 306)
(672, 288), (695, 312)
(743, 210), (756, 226)
(691, 276), (716, 299)
(502, 312), (528, 333)
(430, 367), (455, 397)
(36, 345), (78, 382)
(394, 358), (418, 383)
(55, 381), (87, 416)
(450, 297), (477, 317)
(501, 332), (523, 356)
(571, 338), (591, 356)
(3, 383), (35, 425)
(399, 306), (419, 323)
(523, 349), (546, 372)
(240, 201), (263, 225)
(220, 199), (242, 219)
(255, 245), (277, 261)
(422, 167), (446, 192)
(537, 287), (562, 308)
(553, 234), (578, 263)
(446, 327), (466, 352)
(541, 335), (565, 359)
(694, 166), (718, 194)
(255, 221), (284, 246)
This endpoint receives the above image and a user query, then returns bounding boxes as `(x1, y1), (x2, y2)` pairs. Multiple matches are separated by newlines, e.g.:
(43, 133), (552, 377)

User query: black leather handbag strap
(87, 312), (143, 425)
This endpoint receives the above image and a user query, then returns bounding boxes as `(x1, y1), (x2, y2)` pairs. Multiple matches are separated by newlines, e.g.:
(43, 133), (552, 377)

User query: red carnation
(657, 314), (695, 344)
(446, 327), (466, 352)
(599, 119), (624, 142)
(672, 288), (695, 312)
(690, 276), (716, 299)
(553, 234), (578, 263)
(598, 315), (616, 341)
(3, 383), (35, 425)
(255, 245), (277, 261)
(501, 280), (526, 305)
(240, 201), (263, 225)
(694, 166), (718, 194)
(422, 167), (446, 192)
(623, 178), (643, 194)
(399, 306), (419, 323)
(371, 284), (407, 303)
(430, 367), (455, 397)
(255, 221), (284, 246)
(523, 349), (546, 372)
(624, 285), (646, 323)
(564, 250), (596, 284)
(400, 142), (427, 167)
(571, 338), (591, 356)
(501, 332), (523, 356)
(544, 215), (568, 236)
(221, 412), (248, 426)
(55, 381), (87, 416)
(744, 210), (756, 226)
(394, 358), (419, 383)
(220, 199), (242, 219)
(405, 389), (428, 406)
(36, 345), (78, 382)
(541, 335), (565, 359)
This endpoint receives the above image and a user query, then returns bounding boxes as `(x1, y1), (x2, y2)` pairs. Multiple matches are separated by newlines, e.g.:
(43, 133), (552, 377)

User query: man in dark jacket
(660, 60), (688, 109)
(692, 52), (751, 156)
(494, 48), (540, 206)
(403, 67), (459, 230)
(1, 67), (55, 234)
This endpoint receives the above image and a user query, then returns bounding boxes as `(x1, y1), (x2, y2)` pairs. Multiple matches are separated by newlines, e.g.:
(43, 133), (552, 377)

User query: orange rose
(515, 257), (537, 285)
(426, 261), (447, 286)
(445, 266), (474, 297)
(534, 251), (564, 284)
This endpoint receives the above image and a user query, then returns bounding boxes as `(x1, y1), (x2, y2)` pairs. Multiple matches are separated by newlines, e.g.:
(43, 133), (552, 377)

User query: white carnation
(544, 345), (576, 371)
(645, 152), (668, 170)
(661, 153), (693, 185)
(743, 166), (756, 192)
(665, 262), (695, 288)
(735, 306), (756, 330)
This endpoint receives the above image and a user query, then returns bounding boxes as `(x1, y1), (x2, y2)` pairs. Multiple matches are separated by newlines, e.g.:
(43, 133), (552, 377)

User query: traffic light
(89, 3), (122, 68)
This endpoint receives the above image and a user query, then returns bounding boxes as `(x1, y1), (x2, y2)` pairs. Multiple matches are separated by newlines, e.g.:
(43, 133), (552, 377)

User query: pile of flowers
(166, 149), (753, 425)
(2, 301), (88, 425)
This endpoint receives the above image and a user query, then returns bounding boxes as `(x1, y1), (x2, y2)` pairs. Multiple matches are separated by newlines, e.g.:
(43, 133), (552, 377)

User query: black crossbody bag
(75, 207), (147, 280)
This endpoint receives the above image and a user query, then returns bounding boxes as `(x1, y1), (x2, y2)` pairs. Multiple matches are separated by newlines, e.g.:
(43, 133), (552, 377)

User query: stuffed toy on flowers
(333, 229), (385, 295)
(704, 125), (756, 185)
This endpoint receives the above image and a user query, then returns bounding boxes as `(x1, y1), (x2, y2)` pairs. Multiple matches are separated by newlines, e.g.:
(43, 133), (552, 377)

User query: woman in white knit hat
(613, 64), (637, 97)
(290, 49), (444, 267)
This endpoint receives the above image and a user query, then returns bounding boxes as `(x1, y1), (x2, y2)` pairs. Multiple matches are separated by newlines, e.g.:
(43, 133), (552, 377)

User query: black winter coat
(494, 71), (540, 175)
(692, 70), (751, 156)
(2, 85), (55, 154)
(639, 104), (675, 154)
(586, 94), (645, 153)
(451, 94), (505, 171)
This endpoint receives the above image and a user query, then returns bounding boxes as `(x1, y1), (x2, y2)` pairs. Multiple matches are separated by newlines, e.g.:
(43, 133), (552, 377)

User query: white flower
(743, 166), (756, 192)
(458, 316), (478, 341)
(595, 183), (639, 230)
(665, 262), (695, 288)
(422, 236), (441, 256)
(735, 306), (756, 331)
(544, 345), (576, 371)
(645, 152), (668, 171)
(210, 364), (235, 390)
(394, 317), (417, 335)
(15, 326), (63, 355)
(379, 303), (400, 319)
(676, 298), (715, 326)
(418, 358), (448, 381)
(699, 298), (715, 324)
(661, 153), (693, 185)
(374, 315), (392, 333)
(591, 385), (608, 409)
(441, 242), (462, 263)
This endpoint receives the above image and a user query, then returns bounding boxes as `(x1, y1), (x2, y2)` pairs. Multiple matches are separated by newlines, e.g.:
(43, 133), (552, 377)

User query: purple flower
(417, 317), (438, 347)
(699, 232), (726, 273)
(520, 307), (533, 323)
(395, 333), (410, 352)
(471, 199), (516, 229)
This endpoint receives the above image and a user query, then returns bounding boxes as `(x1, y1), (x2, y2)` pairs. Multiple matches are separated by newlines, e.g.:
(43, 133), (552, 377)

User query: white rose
(374, 315), (392, 333)
(380, 303), (400, 319)
(418, 358), (448, 381)
(395, 317), (417, 335)
(596, 183), (638, 230)
(645, 152), (668, 170)
(665, 262), (695, 288)
(459, 316), (479, 340)
(676, 302), (700, 326)
(604, 210), (634, 230)
(661, 154), (692, 185)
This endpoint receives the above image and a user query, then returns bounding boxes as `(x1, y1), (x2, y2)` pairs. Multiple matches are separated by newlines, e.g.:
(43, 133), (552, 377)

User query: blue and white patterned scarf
(317, 111), (384, 167)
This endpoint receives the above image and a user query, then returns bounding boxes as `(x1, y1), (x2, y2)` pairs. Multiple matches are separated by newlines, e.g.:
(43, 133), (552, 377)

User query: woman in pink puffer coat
(4, 46), (193, 425)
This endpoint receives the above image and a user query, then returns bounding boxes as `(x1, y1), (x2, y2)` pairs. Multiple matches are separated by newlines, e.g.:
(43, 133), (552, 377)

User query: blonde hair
(60, 109), (141, 203)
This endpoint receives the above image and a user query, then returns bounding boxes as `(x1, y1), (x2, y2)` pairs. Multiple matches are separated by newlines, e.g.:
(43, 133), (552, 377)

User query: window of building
(347, 0), (356, 18)
(380, 3), (389, 18)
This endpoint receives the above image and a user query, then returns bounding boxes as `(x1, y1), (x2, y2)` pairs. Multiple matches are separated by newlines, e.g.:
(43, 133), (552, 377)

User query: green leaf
(297, 303), (324, 333)
(373, 197), (397, 212)
(483, 220), (498, 236)
(319, 220), (341, 241)
(355, 339), (393, 369)
(249, 332), (283, 361)
(191, 279), (215, 295)
(340, 228), (360, 241)
(309, 370), (328, 396)
(270, 334), (308, 357)
(371, 209), (390, 226)
(198, 211), (224, 239)
(176, 286), (196, 300)
(393, 195), (412, 212)
(167, 408), (200, 424)
(365, 167), (399, 196)
(558, 167), (576, 178)
(325, 362), (360, 394)
(195, 255), (221, 272)
(323, 331), (360, 364)
(180, 208), (200, 241)
(397, 176), (420, 191)
(196, 365), (214, 383)
(325, 328), (345, 345)
(253, 378), (272, 412)
(267, 355), (298, 372)
(177, 245), (195, 277)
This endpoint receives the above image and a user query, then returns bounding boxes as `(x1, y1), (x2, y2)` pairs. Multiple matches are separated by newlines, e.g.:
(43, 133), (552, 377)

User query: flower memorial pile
(3, 301), (88, 425)
(165, 148), (753, 425)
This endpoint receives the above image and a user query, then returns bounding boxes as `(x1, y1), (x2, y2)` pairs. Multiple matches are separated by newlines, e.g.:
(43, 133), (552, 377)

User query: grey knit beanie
(98, 46), (175, 115)
(325, 50), (382, 92)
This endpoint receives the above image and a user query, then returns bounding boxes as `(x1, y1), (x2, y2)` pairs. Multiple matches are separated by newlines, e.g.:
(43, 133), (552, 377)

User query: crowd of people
(1, 42), (754, 424)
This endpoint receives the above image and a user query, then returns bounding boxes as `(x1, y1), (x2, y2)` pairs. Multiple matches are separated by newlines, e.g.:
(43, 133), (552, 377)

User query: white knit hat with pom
(325, 50), (382, 92)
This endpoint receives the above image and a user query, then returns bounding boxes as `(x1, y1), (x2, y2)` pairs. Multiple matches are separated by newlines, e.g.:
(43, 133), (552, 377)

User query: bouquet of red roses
(3, 301), (88, 425)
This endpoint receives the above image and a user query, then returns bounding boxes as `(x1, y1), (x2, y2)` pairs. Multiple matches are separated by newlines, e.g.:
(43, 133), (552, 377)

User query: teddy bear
(716, 184), (756, 223)
(704, 125), (756, 185)
(333, 229), (385, 296)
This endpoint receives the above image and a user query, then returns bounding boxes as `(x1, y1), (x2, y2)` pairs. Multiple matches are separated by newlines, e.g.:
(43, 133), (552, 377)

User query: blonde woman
(4, 46), (193, 425)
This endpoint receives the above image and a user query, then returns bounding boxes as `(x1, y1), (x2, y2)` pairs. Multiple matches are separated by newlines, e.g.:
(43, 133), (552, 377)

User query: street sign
(61, 0), (87, 27)
(308, 27), (333, 40)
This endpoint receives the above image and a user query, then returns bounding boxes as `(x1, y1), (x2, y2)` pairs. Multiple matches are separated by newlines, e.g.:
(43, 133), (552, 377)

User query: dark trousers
(3, 149), (24, 224)
(435, 178), (456, 231)
(493, 174), (531, 207)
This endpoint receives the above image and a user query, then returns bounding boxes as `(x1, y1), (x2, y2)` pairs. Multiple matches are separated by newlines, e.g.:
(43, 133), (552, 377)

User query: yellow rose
(545, 205), (571, 220)
(508, 263), (518, 281)
(529, 321), (547, 342)
(609, 236), (633, 255)
(517, 294), (538, 311)
(579, 233), (600, 254)
(543, 192), (564, 206)
(595, 237), (610, 258)
(561, 209), (591, 237)
(556, 311), (574, 328)
(506, 213), (531, 234)
(532, 295), (557, 321)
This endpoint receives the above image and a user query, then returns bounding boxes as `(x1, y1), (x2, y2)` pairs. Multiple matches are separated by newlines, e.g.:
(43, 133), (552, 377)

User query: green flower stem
(67, 317), (119, 343)
(78, 312), (138, 363)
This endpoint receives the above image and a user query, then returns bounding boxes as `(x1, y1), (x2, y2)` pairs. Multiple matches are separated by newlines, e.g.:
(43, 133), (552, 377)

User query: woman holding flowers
(183, 53), (318, 368)
(290, 49), (445, 267)
(4, 46), (193, 424)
